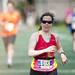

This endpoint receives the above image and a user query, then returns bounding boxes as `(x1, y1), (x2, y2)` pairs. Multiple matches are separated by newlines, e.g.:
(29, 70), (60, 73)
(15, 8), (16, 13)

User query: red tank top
(34, 34), (57, 59)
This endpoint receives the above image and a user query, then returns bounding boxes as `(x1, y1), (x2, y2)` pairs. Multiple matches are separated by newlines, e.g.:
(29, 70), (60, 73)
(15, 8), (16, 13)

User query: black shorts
(30, 68), (57, 75)
(71, 30), (75, 34)
(2, 35), (16, 44)
(66, 23), (75, 34)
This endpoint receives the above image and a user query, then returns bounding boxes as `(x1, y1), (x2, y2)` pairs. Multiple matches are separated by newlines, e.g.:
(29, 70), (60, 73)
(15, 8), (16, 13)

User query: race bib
(5, 23), (14, 32)
(31, 58), (57, 72)
(37, 59), (53, 69)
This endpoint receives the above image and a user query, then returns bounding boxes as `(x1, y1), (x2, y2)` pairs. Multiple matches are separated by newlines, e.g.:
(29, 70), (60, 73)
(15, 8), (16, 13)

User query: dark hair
(7, 1), (15, 6)
(40, 12), (54, 22)
(39, 12), (54, 30)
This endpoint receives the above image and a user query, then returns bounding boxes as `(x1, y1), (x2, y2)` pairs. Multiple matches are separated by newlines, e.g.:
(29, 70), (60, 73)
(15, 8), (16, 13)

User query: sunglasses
(42, 20), (53, 24)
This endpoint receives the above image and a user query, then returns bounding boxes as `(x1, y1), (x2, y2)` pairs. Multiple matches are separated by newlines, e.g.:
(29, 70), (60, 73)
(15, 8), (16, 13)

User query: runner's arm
(56, 36), (67, 64)
(28, 32), (56, 57)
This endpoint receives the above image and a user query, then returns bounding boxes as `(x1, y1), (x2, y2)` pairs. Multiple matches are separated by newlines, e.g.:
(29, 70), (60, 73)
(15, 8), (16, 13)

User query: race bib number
(37, 59), (53, 69)
(5, 23), (14, 32)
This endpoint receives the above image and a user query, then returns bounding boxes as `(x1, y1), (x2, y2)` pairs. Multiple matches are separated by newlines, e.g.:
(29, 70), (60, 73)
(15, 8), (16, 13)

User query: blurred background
(0, 0), (75, 21)
(0, 0), (75, 75)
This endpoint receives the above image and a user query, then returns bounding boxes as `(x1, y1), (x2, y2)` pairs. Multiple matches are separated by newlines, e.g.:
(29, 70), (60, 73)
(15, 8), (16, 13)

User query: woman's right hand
(46, 46), (56, 52)
(45, 46), (56, 57)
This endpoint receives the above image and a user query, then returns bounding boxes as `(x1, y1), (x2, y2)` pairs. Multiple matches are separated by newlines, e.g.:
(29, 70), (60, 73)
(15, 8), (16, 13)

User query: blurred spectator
(65, 7), (75, 52)
(25, 0), (37, 26)
(71, 8), (75, 52)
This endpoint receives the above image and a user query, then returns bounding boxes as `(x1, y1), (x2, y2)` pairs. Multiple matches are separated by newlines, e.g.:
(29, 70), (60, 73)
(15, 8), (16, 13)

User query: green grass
(0, 24), (75, 75)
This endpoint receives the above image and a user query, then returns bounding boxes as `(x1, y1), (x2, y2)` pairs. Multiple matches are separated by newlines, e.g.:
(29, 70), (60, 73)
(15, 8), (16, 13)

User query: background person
(0, 1), (21, 67)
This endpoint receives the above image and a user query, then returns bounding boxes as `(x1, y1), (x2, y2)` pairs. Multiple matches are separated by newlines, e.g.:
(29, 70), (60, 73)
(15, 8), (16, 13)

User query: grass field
(0, 24), (75, 75)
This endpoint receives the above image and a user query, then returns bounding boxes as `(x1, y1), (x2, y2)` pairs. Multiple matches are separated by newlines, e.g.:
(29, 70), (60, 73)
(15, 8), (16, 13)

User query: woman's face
(41, 16), (53, 33)
(7, 3), (14, 13)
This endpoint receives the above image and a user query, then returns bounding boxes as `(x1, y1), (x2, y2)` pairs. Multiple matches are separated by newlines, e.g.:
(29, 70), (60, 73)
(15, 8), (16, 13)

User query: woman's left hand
(61, 53), (68, 64)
